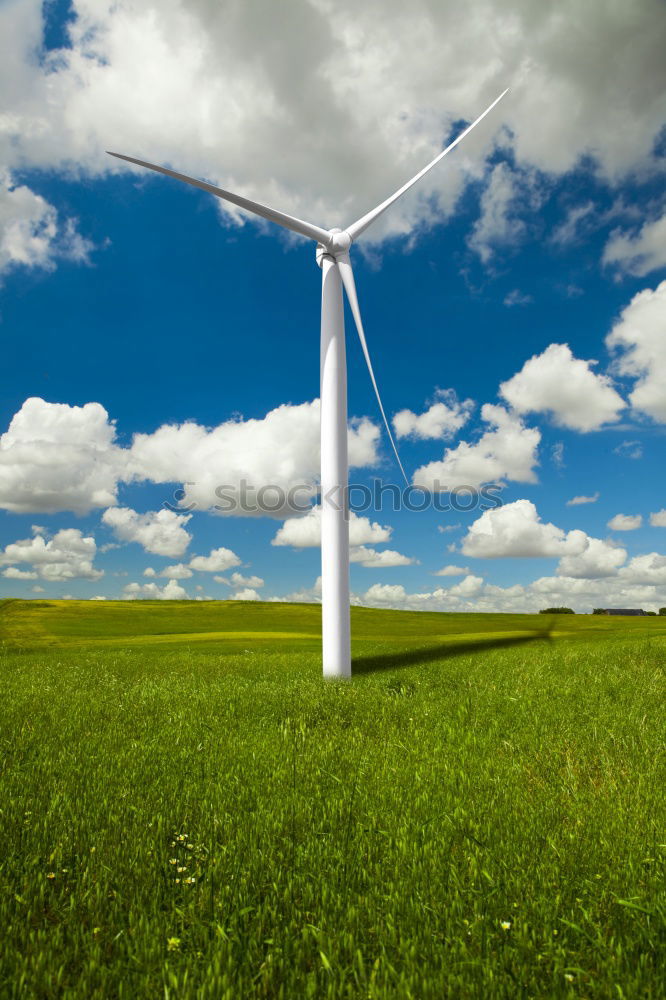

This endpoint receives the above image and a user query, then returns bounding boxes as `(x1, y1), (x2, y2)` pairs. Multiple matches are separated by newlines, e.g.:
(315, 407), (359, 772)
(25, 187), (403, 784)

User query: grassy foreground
(0, 600), (665, 998)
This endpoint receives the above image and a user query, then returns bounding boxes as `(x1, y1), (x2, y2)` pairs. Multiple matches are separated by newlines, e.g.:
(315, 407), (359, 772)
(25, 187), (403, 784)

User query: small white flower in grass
(185, 876), (196, 884)
(169, 858), (177, 865)
(564, 973), (574, 982)
(177, 866), (187, 873)
(500, 920), (511, 931)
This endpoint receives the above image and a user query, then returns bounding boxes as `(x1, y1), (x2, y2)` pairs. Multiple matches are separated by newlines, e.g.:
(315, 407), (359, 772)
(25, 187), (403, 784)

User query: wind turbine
(108, 88), (508, 679)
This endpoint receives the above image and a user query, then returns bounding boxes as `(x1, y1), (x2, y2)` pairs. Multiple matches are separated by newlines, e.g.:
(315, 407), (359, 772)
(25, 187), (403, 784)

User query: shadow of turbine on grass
(352, 627), (553, 675)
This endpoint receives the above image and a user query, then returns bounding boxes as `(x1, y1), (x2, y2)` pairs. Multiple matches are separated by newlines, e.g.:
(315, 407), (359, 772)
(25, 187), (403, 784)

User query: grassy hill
(1, 601), (664, 998)
(2, 597), (665, 651)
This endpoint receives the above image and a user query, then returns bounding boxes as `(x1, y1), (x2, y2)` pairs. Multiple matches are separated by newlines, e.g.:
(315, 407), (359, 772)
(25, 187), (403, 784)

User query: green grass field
(1, 599), (664, 998)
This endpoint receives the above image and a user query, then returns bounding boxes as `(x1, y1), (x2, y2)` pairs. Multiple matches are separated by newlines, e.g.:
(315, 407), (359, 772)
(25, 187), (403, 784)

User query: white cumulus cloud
(361, 583), (414, 607)
(618, 552), (666, 585)
(188, 547), (241, 573)
(413, 405), (540, 490)
(608, 514), (643, 531)
(434, 564), (470, 576)
(603, 213), (666, 278)
(0, 398), (124, 514)
(349, 546), (417, 568)
(102, 507), (192, 557)
(461, 499), (588, 558)
(606, 281), (666, 422)
(499, 344), (625, 431)
(556, 538), (627, 579)
(0, 172), (93, 277)
(0, 526), (103, 580)
(123, 579), (188, 600)
(448, 574), (484, 597)
(159, 563), (193, 579)
(229, 588), (261, 601)
(393, 390), (473, 441)
(2, 566), (38, 580)
(461, 499), (631, 581)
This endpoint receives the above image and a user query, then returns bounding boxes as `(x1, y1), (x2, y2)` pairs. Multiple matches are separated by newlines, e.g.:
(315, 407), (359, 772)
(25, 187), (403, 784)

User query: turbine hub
(327, 228), (352, 256)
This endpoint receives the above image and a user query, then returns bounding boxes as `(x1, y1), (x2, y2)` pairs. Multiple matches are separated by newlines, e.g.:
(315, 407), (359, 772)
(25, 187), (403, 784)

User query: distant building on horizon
(602, 609), (646, 616)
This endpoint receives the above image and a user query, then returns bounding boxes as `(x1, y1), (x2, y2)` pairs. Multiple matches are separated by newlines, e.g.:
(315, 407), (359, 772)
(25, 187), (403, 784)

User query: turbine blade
(106, 151), (332, 246)
(346, 89), (509, 242)
(336, 253), (409, 485)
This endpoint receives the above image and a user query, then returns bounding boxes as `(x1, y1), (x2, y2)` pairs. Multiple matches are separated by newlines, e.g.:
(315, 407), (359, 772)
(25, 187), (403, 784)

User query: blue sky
(1, 0), (665, 611)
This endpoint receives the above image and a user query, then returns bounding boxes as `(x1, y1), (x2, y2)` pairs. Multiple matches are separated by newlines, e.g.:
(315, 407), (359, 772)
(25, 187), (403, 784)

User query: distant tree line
(590, 607), (666, 616)
(540, 607), (666, 616)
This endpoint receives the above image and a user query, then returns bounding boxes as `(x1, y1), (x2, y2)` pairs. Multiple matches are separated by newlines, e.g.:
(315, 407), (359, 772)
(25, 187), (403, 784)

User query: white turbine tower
(108, 89), (507, 679)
